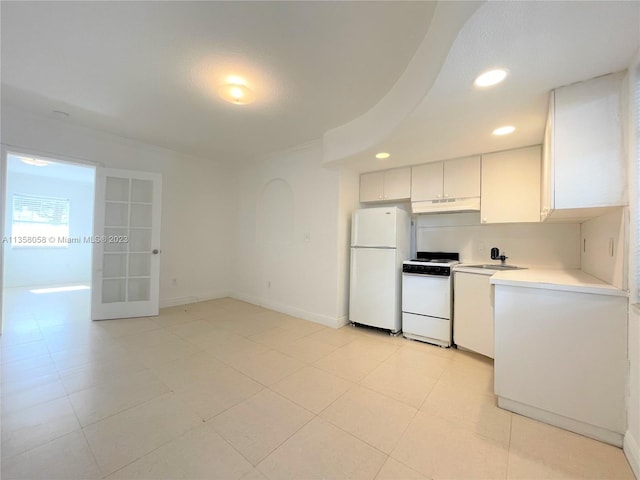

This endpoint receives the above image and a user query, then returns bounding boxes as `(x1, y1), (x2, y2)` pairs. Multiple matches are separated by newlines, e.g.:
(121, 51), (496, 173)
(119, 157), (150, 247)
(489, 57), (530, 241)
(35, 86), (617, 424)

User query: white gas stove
(401, 252), (459, 347)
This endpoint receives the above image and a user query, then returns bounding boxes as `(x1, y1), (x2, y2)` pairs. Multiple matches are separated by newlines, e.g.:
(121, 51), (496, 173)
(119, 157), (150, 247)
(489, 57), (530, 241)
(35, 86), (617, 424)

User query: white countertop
(488, 268), (628, 297)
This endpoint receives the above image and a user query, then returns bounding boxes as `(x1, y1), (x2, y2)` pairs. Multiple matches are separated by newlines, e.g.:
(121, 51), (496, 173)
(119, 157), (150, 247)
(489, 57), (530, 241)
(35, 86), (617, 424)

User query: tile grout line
(99, 416), (208, 479)
(505, 412), (514, 480)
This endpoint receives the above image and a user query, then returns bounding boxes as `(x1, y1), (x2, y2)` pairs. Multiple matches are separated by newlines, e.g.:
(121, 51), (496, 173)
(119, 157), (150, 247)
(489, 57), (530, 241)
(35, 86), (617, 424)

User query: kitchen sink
(465, 264), (525, 271)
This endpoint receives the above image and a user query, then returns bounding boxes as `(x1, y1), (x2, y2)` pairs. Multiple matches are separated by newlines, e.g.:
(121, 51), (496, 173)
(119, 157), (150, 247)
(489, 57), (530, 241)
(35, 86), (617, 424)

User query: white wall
(336, 167), (361, 323)
(416, 213), (581, 268)
(624, 50), (640, 477)
(1, 106), (236, 306)
(3, 171), (94, 287)
(581, 209), (627, 289)
(232, 141), (343, 326)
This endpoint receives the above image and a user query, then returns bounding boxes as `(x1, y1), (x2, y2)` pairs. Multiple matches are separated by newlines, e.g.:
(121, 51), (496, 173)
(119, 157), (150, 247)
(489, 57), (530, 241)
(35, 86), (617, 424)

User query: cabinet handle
(482, 218), (487, 223)
(436, 194), (442, 199)
(444, 194), (449, 198)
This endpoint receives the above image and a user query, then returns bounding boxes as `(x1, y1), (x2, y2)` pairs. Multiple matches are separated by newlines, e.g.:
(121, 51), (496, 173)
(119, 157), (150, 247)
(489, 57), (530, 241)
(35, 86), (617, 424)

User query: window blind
(11, 194), (70, 248)
(13, 194), (69, 224)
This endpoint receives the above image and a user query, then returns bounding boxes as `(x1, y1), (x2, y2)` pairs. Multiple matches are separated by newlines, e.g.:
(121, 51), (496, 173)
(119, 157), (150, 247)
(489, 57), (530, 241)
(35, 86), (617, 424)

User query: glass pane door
(92, 168), (162, 320)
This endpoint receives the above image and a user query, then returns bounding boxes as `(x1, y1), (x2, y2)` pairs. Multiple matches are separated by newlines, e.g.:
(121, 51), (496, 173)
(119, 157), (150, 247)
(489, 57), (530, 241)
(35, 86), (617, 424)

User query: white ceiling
(2, 1), (639, 170)
(329, 1), (640, 170)
(0, 1), (434, 164)
(7, 154), (95, 184)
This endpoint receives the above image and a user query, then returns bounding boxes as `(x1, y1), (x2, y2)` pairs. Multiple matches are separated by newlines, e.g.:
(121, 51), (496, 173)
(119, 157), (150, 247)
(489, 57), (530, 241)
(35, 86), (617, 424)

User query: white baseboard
(160, 290), (232, 309)
(230, 292), (344, 329)
(498, 397), (623, 447)
(336, 314), (349, 328)
(624, 430), (640, 479)
(160, 290), (346, 330)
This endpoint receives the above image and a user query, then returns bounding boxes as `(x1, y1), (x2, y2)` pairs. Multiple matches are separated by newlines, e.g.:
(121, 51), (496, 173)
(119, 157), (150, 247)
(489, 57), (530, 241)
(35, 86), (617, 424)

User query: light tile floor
(0, 288), (634, 479)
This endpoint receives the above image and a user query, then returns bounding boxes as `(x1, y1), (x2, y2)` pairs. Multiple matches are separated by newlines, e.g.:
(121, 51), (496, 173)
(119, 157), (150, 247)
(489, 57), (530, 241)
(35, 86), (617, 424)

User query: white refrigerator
(349, 207), (411, 333)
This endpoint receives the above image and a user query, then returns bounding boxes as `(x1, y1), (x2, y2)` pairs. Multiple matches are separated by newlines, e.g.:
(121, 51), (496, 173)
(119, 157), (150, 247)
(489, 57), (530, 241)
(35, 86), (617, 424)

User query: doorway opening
(2, 152), (96, 332)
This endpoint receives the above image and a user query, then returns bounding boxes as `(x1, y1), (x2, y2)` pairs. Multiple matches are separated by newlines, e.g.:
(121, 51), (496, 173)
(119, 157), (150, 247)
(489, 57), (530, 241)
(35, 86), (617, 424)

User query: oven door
(402, 273), (451, 320)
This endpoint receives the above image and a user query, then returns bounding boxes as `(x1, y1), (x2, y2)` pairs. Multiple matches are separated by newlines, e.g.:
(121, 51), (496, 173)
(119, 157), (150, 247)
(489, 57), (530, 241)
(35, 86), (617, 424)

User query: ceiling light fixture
(217, 77), (255, 105)
(19, 156), (50, 167)
(492, 125), (516, 136)
(375, 152), (390, 159)
(474, 69), (508, 88)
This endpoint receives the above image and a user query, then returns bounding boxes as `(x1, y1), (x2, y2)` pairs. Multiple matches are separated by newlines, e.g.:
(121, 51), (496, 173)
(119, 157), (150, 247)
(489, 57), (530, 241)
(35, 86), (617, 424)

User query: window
(11, 194), (70, 248)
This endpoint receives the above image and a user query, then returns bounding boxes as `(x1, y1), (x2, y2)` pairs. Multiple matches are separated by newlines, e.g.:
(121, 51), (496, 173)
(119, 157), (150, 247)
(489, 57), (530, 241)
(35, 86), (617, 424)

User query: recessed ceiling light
(19, 156), (50, 167)
(492, 125), (516, 136)
(217, 77), (255, 105)
(375, 152), (390, 159)
(474, 69), (508, 88)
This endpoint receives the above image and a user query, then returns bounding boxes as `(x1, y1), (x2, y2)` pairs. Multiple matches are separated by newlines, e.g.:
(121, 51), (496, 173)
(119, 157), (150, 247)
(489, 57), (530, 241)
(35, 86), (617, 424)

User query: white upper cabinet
(481, 145), (541, 224)
(541, 72), (626, 222)
(359, 171), (385, 203)
(444, 156), (481, 199)
(383, 167), (412, 201)
(359, 167), (411, 203)
(411, 162), (443, 201)
(411, 156), (480, 202)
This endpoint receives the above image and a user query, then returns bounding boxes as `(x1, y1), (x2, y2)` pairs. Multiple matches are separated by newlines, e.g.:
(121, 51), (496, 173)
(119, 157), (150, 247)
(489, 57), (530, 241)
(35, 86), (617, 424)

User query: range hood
(411, 197), (480, 214)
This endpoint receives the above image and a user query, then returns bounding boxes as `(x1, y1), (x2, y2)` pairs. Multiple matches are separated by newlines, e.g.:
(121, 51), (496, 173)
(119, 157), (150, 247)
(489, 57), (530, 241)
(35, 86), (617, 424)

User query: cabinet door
(553, 73), (624, 209)
(411, 162), (443, 201)
(541, 93), (554, 221)
(453, 272), (494, 358)
(383, 167), (411, 201)
(359, 171), (384, 202)
(444, 156), (480, 199)
(481, 146), (541, 224)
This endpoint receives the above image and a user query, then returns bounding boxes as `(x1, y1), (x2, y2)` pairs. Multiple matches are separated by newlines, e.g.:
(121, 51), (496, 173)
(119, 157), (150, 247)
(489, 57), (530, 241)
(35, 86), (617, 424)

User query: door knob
(152, 249), (160, 254)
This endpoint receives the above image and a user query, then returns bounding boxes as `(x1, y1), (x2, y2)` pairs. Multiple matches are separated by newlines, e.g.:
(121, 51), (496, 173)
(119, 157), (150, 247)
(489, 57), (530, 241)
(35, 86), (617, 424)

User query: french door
(91, 168), (162, 320)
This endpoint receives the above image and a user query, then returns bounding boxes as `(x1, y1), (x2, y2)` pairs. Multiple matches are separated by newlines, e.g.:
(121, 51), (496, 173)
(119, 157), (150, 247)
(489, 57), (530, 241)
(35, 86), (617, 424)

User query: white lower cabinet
(453, 270), (494, 358)
(493, 284), (627, 446)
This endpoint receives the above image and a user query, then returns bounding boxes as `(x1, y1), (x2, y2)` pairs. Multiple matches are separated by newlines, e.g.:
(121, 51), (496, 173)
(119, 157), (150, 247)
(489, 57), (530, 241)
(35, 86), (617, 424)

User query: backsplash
(415, 213), (581, 269)
(581, 208), (626, 289)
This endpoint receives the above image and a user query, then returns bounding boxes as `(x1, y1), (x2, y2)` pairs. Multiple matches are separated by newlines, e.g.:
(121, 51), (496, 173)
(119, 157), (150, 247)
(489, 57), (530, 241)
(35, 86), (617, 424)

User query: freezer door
(351, 207), (398, 248)
(349, 247), (400, 331)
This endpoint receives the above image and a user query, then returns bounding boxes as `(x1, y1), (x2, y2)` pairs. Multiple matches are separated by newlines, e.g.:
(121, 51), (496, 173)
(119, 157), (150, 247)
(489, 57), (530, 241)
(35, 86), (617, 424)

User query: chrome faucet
(491, 247), (508, 265)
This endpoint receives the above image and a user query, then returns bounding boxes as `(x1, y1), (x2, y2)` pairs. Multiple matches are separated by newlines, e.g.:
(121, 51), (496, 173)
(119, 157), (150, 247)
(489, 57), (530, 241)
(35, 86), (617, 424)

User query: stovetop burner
(402, 251), (460, 276)
(415, 251), (460, 262)
(411, 258), (459, 263)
